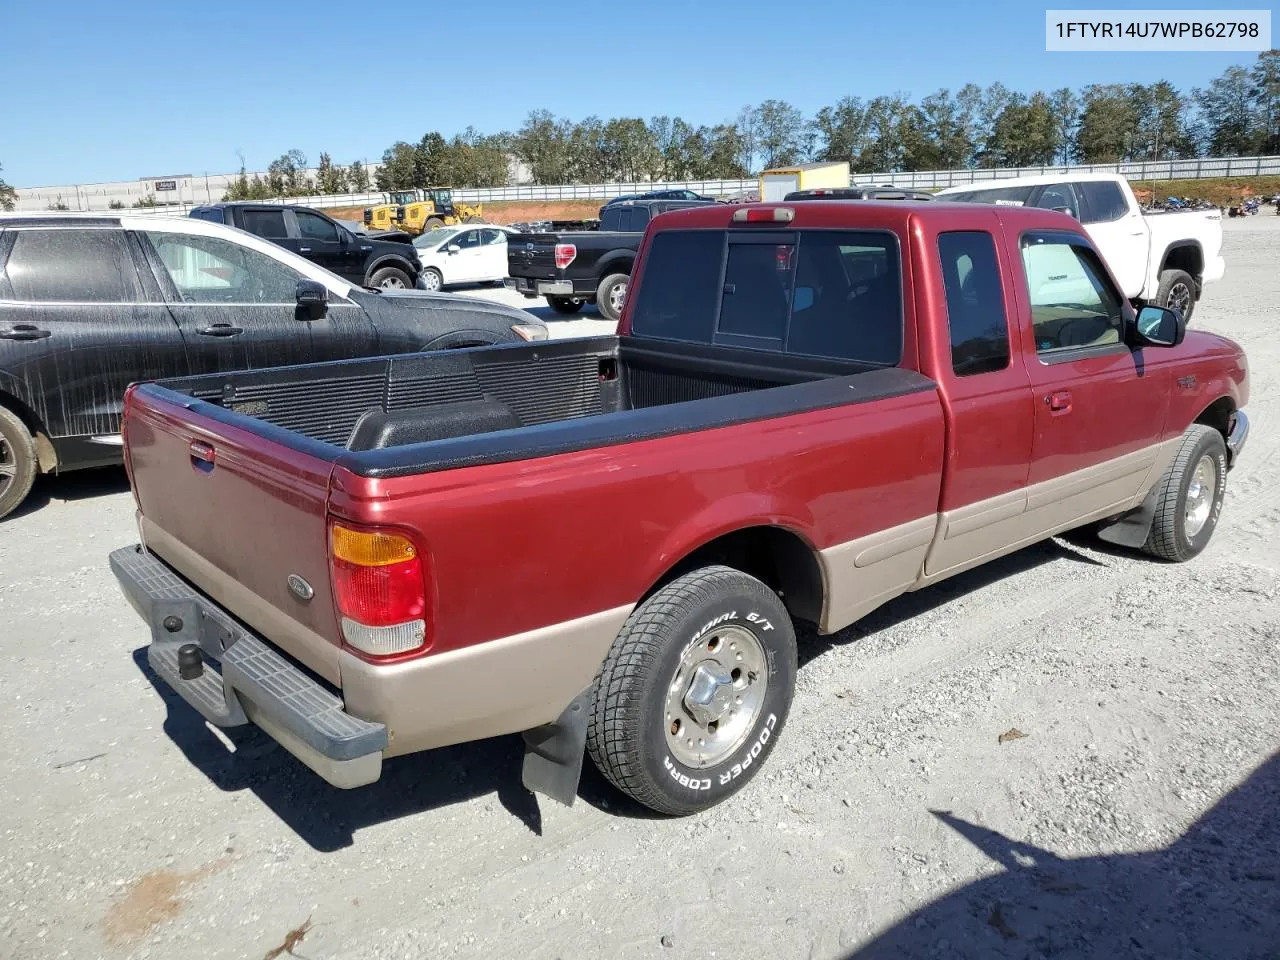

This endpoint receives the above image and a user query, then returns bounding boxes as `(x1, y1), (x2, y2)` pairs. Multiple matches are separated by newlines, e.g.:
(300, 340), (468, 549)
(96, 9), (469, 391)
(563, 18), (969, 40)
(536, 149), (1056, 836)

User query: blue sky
(1, 0), (1265, 187)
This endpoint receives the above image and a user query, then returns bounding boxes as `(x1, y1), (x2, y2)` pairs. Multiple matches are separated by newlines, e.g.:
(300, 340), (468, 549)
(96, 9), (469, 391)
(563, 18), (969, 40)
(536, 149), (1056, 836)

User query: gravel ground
(1, 217), (1278, 960)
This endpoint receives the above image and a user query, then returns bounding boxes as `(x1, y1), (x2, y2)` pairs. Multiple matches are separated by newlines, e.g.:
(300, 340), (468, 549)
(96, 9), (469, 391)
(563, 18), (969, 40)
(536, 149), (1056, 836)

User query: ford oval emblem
(287, 574), (314, 602)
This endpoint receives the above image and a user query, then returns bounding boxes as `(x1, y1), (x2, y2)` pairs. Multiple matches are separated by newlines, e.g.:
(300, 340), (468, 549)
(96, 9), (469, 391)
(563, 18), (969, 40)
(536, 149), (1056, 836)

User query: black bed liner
(142, 335), (935, 479)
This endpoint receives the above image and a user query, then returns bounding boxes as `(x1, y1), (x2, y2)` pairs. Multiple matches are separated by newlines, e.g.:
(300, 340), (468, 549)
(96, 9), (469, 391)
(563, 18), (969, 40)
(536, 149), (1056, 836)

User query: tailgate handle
(189, 440), (216, 471)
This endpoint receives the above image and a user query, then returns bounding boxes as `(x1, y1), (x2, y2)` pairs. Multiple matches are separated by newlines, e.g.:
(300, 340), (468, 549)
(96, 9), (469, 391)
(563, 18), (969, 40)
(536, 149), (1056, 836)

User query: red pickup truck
(110, 200), (1250, 816)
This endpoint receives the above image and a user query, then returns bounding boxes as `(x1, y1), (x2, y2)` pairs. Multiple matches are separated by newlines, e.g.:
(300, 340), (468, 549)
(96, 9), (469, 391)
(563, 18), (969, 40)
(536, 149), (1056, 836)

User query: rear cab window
(629, 228), (902, 365)
(3, 228), (139, 302)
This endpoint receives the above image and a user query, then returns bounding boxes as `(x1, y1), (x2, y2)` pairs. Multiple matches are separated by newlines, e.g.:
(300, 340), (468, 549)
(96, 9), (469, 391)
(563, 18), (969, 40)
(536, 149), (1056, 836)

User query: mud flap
(1095, 485), (1158, 549)
(521, 689), (590, 807)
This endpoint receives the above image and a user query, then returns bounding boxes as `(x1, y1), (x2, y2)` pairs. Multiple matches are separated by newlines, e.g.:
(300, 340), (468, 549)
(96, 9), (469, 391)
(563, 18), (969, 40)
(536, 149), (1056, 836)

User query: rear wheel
(425, 217), (446, 231)
(0, 406), (37, 521)
(545, 296), (584, 315)
(595, 272), (629, 324)
(1156, 268), (1196, 324)
(369, 266), (412, 290)
(586, 565), (797, 815)
(1142, 424), (1227, 562)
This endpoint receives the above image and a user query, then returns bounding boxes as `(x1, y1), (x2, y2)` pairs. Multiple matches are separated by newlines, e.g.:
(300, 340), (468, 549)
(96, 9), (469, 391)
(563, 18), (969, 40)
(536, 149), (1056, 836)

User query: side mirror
(295, 279), (328, 320)
(1130, 304), (1185, 348)
(1050, 205), (1077, 219)
(446, 244), (461, 254)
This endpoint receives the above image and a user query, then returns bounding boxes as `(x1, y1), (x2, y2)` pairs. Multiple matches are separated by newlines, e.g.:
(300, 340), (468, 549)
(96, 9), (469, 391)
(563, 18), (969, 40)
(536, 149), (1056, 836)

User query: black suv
(190, 202), (424, 290)
(0, 213), (546, 519)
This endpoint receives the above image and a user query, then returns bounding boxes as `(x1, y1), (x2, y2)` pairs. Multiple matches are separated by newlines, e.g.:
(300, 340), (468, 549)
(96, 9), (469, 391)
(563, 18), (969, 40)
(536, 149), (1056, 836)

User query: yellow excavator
(363, 189), (485, 235)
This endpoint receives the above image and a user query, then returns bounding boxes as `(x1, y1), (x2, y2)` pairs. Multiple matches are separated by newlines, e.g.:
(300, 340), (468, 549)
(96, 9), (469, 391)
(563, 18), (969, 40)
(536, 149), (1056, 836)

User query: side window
(1020, 234), (1125, 355)
(1032, 183), (1081, 219)
(1077, 181), (1129, 224)
(480, 229), (506, 246)
(145, 232), (304, 304)
(241, 209), (289, 239)
(294, 210), (339, 243)
(456, 230), (481, 249)
(5, 229), (136, 303)
(937, 231), (1009, 376)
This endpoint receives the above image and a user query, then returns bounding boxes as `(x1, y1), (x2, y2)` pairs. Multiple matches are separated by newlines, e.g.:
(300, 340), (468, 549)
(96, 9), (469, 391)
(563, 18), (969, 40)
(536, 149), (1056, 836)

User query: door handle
(1045, 390), (1073, 413)
(0, 324), (52, 341)
(189, 440), (215, 472)
(299, 247), (312, 253)
(197, 324), (244, 337)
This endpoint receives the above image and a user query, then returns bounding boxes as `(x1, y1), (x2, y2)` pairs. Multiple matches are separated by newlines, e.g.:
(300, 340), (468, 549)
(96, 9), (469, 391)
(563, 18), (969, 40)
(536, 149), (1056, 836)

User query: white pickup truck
(937, 172), (1225, 323)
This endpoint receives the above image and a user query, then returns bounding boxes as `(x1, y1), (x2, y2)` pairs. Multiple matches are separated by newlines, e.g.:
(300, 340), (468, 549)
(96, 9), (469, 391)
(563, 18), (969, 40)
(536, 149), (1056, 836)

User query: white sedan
(412, 224), (517, 291)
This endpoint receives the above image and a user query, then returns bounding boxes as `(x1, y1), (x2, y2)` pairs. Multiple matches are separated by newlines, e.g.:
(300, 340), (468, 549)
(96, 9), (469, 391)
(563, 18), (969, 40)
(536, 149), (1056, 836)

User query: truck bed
(145, 336), (925, 480)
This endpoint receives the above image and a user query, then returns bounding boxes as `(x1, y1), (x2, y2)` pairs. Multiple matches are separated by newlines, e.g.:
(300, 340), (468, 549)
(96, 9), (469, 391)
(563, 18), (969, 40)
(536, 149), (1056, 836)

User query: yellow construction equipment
(364, 189), (485, 235)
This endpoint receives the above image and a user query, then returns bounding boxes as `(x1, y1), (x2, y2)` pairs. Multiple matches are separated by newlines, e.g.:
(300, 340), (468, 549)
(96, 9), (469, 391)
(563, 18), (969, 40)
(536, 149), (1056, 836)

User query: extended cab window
(1020, 233), (1124, 356)
(294, 210), (338, 242)
(1077, 181), (1129, 223)
(146, 232), (304, 304)
(5, 229), (136, 303)
(241, 209), (288, 238)
(630, 229), (902, 365)
(938, 231), (1009, 376)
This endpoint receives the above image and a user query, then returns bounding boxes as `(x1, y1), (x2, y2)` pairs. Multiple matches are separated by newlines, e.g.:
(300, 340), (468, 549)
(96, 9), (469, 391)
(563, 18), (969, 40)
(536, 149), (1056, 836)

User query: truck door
(1015, 229), (1171, 527)
(920, 225), (1035, 579)
(1073, 179), (1149, 300)
(292, 209), (363, 283)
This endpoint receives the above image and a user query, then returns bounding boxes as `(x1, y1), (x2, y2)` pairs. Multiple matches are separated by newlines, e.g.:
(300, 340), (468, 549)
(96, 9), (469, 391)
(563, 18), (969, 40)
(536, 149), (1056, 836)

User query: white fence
(33, 154), (1280, 216)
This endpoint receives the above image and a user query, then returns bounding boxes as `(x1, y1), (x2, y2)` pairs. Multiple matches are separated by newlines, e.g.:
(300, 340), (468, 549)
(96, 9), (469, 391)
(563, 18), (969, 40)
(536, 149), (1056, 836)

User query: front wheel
(586, 566), (797, 815)
(369, 266), (413, 290)
(1156, 268), (1196, 324)
(595, 273), (629, 324)
(419, 267), (443, 292)
(545, 296), (584, 315)
(425, 217), (446, 231)
(1142, 424), (1227, 562)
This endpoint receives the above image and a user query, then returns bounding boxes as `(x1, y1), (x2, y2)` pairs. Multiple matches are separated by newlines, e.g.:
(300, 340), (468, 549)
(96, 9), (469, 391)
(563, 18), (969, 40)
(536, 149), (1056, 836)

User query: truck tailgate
(507, 233), (560, 279)
(124, 384), (344, 685)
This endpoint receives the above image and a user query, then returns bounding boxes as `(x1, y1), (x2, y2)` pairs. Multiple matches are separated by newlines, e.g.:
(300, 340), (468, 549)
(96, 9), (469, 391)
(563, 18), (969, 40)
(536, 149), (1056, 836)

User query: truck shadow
(131, 647), (545, 852)
(9, 466), (131, 520)
(129, 535), (1124, 848)
(842, 749), (1280, 959)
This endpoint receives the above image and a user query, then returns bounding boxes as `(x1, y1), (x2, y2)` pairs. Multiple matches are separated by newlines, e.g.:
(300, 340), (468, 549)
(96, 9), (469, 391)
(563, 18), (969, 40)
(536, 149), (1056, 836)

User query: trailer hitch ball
(177, 643), (204, 680)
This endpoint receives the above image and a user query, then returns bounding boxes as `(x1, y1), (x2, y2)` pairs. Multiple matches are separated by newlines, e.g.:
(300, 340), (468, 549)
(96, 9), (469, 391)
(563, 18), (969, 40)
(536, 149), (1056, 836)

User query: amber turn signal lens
(330, 524), (417, 567)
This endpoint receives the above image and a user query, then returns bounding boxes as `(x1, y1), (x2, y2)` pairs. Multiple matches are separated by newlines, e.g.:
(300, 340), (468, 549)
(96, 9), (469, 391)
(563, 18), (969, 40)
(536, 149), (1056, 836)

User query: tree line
(10, 50), (1277, 208)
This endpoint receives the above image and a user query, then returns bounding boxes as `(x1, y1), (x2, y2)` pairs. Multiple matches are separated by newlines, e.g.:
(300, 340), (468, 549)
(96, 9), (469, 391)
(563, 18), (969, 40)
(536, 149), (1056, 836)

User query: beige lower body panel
(139, 515), (341, 684)
(816, 439), (1181, 633)
(341, 604), (634, 757)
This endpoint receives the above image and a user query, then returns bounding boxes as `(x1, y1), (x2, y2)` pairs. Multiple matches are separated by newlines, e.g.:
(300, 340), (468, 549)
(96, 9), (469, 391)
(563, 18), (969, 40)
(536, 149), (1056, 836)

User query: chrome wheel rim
(0, 435), (14, 494)
(664, 624), (768, 768)
(379, 275), (407, 289)
(609, 281), (627, 315)
(1168, 282), (1192, 318)
(423, 272), (440, 291)
(1184, 454), (1217, 538)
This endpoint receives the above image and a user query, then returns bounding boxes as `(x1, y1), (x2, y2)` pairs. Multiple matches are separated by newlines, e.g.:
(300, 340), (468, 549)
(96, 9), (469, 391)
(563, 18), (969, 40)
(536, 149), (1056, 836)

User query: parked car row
(0, 212), (546, 519)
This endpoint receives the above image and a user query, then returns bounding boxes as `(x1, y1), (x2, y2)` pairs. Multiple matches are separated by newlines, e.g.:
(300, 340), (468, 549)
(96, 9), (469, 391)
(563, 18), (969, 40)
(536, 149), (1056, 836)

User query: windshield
(413, 227), (460, 251)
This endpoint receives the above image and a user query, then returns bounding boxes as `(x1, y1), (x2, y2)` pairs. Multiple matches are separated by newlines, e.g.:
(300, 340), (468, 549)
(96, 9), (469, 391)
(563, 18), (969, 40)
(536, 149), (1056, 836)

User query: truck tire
(420, 267), (443, 292)
(1142, 424), (1227, 562)
(369, 266), (413, 290)
(0, 406), (37, 521)
(586, 565), (797, 815)
(545, 296), (584, 315)
(1155, 268), (1196, 324)
(425, 217), (446, 231)
(595, 273), (629, 324)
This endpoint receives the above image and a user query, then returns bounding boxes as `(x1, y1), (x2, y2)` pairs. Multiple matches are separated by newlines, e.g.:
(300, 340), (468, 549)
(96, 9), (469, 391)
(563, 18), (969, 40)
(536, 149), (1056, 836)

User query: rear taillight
(329, 521), (428, 658)
(511, 322), (549, 341)
(732, 206), (795, 223)
(554, 243), (577, 269)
